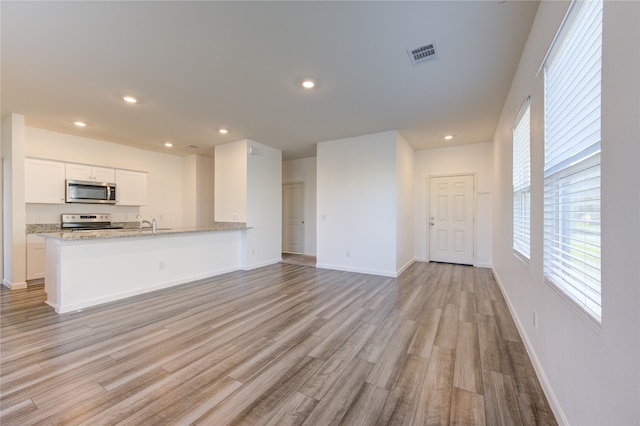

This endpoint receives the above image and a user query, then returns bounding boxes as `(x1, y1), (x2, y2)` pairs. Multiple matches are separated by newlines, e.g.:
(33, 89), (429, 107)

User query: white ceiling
(1, 1), (539, 159)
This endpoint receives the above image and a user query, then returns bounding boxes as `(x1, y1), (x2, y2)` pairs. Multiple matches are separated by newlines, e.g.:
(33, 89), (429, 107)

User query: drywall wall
(317, 130), (410, 277)
(244, 140), (282, 269)
(414, 142), (493, 267)
(214, 139), (282, 269)
(183, 154), (214, 227)
(2, 114), (27, 289)
(492, 1), (640, 424)
(195, 154), (214, 227)
(214, 140), (247, 222)
(396, 132), (415, 273)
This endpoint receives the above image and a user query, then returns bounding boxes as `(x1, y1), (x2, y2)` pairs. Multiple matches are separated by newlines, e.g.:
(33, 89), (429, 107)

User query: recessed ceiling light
(219, 128), (229, 134)
(74, 121), (86, 127)
(164, 142), (173, 148)
(301, 79), (316, 89)
(122, 96), (137, 104)
(444, 135), (453, 140)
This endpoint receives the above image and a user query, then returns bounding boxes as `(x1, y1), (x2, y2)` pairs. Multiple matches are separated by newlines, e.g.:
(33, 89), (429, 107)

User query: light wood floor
(281, 253), (317, 268)
(0, 262), (556, 425)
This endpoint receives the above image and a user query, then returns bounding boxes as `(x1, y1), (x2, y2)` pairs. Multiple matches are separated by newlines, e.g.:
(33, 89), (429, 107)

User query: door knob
(430, 222), (435, 226)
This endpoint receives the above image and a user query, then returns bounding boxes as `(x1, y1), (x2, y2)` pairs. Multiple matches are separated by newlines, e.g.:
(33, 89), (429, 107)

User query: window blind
(543, 0), (602, 322)
(513, 101), (531, 258)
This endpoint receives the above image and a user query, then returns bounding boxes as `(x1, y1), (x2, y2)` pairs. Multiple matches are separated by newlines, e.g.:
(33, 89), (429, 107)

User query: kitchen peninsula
(40, 223), (249, 314)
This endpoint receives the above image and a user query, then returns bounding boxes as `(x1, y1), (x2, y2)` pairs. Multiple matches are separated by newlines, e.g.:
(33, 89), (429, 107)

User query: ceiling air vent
(408, 43), (438, 66)
(186, 144), (200, 149)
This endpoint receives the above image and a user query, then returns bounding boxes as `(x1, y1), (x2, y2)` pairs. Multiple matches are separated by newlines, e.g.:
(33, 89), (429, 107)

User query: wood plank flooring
(0, 262), (557, 425)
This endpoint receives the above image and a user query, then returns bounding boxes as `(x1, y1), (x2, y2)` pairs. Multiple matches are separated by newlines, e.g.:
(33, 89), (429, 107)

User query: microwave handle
(107, 186), (112, 201)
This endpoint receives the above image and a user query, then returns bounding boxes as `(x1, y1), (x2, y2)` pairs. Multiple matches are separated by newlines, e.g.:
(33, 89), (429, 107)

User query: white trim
(316, 263), (398, 278)
(473, 262), (493, 269)
(241, 258), (282, 271)
(2, 279), (27, 290)
(492, 267), (569, 426)
(396, 258), (416, 276)
(512, 249), (530, 267)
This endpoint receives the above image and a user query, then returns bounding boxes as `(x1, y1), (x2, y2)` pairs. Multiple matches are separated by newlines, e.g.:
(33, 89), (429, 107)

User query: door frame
(282, 181), (306, 254)
(426, 172), (477, 265)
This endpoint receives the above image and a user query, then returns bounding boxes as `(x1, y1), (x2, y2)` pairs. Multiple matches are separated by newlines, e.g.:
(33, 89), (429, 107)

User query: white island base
(43, 227), (248, 314)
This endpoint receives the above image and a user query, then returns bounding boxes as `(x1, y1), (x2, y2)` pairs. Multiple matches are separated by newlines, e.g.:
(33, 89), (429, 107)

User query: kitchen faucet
(139, 217), (157, 233)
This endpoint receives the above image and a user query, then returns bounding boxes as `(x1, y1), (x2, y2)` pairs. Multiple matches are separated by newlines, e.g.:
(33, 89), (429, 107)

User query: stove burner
(61, 213), (122, 231)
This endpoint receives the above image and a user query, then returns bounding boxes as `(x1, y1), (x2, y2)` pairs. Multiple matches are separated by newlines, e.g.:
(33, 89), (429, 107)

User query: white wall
(244, 140), (282, 269)
(317, 130), (404, 277)
(492, 1), (640, 424)
(214, 140), (247, 222)
(214, 139), (282, 269)
(282, 157), (317, 256)
(25, 126), (185, 228)
(2, 114), (27, 288)
(396, 133), (415, 273)
(414, 142), (493, 267)
(182, 155), (197, 227)
(195, 154), (214, 227)
(183, 154), (214, 227)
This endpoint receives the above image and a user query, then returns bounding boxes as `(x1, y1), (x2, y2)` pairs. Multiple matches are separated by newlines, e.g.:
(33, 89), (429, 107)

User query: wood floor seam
(0, 262), (556, 425)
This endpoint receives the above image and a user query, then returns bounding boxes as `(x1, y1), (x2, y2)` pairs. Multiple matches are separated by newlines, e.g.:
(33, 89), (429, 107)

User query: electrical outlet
(159, 261), (165, 271)
(346, 250), (351, 258)
(533, 311), (538, 329)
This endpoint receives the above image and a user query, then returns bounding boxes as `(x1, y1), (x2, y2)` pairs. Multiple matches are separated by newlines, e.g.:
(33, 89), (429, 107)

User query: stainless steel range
(61, 213), (123, 231)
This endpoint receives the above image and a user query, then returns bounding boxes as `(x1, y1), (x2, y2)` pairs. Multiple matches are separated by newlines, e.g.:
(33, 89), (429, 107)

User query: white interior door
(429, 175), (475, 265)
(283, 183), (305, 254)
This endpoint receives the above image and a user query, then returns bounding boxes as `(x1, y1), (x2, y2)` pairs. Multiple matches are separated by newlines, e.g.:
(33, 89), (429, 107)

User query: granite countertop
(37, 222), (248, 241)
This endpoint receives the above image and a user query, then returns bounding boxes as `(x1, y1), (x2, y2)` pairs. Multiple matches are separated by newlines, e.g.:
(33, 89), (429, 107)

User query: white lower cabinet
(26, 235), (46, 280)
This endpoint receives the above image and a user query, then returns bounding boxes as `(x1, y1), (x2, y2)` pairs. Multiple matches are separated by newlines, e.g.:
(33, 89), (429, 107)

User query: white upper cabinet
(116, 169), (147, 206)
(66, 163), (115, 183)
(25, 158), (66, 204)
(26, 157), (147, 206)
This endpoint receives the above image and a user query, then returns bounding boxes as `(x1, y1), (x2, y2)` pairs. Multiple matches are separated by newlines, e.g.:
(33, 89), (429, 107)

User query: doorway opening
(282, 182), (305, 254)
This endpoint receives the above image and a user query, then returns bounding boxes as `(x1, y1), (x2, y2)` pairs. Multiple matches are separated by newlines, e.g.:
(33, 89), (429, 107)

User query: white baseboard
(241, 258), (282, 271)
(3, 279), (27, 290)
(396, 258), (416, 276)
(474, 262), (493, 268)
(491, 267), (568, 426)
(315, 263), (398, 278)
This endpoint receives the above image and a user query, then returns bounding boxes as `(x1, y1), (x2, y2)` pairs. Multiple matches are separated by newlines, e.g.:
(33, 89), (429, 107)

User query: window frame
(513, 98), (531, 260)
(542, 0), (603, 325)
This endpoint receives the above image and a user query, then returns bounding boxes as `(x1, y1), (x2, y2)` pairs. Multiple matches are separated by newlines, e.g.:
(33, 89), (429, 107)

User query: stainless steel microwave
(66, 179), (117, 204)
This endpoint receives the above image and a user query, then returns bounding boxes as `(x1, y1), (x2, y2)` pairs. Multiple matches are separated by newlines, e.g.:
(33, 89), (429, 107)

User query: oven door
(66, 180), (117, 204)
